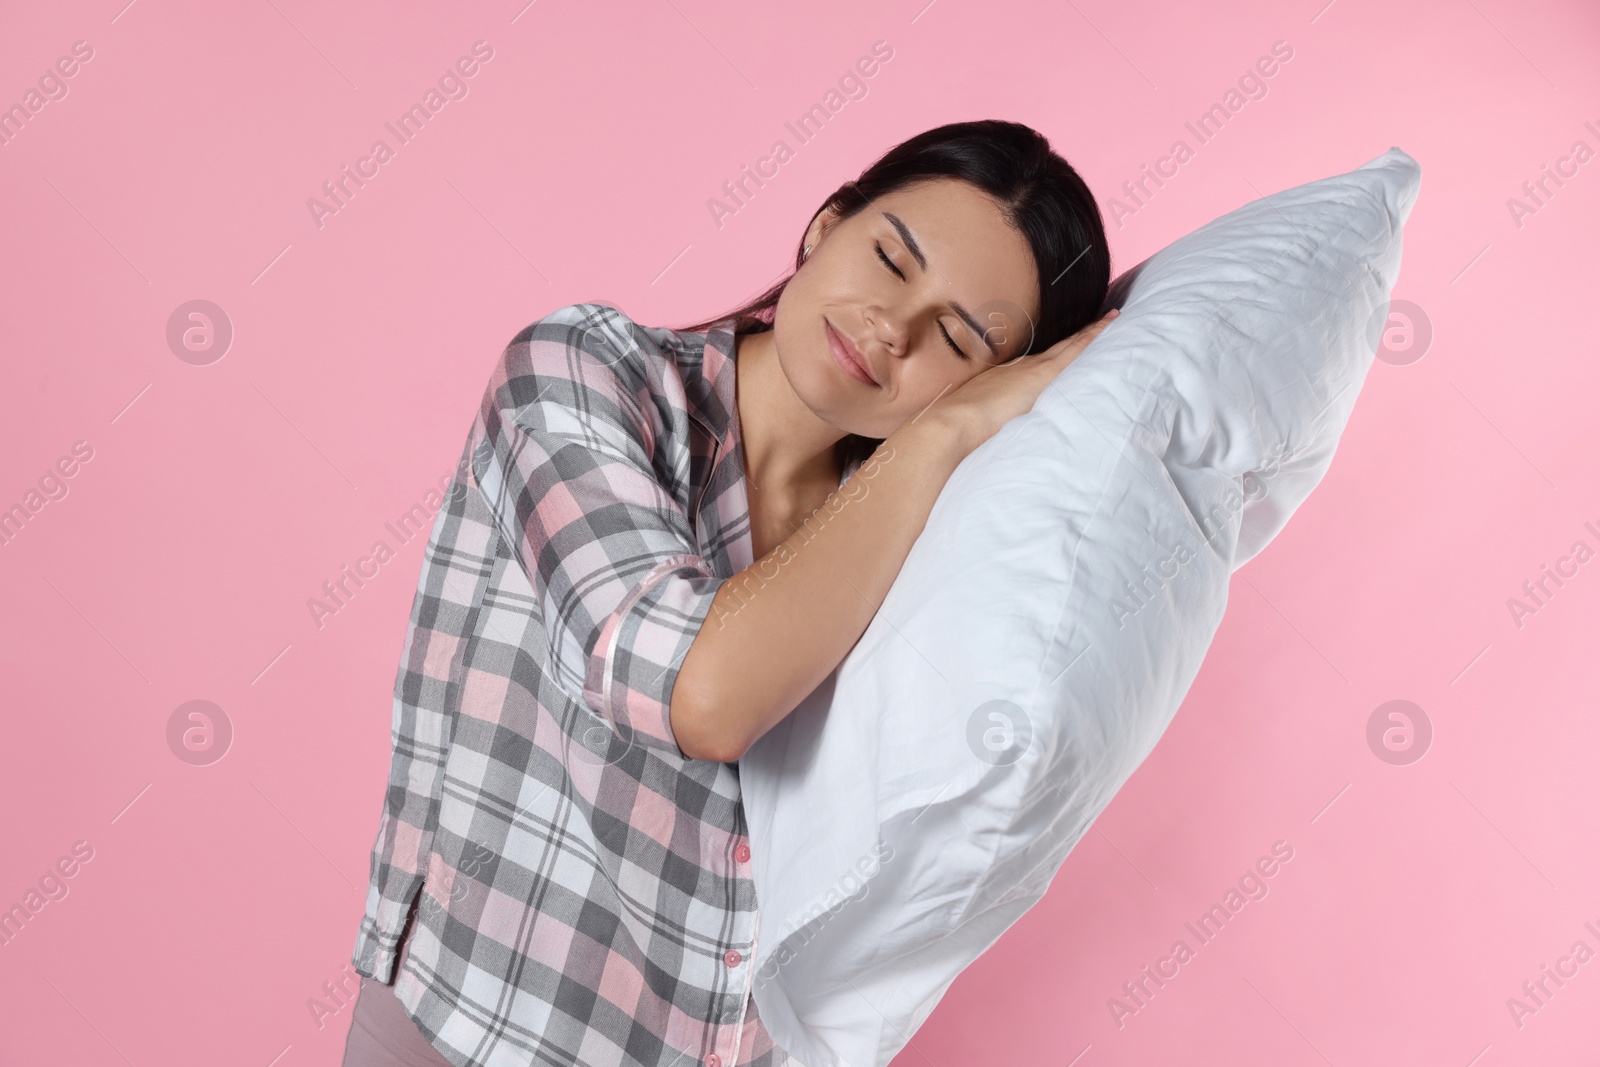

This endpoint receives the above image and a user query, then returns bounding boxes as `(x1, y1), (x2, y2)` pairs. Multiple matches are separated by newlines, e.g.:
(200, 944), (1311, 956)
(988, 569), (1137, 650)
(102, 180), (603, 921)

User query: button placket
(711, 908), (759, 1067)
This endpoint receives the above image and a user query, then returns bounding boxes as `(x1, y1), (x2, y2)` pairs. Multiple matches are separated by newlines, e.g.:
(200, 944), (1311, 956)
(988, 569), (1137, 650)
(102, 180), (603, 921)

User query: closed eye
(874, 241), (904, 280)
(875, 242), (969, 360)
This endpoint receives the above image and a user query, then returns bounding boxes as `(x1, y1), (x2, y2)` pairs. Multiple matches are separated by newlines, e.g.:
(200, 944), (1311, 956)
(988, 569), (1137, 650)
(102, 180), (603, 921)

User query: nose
(865, 305), (910, 359)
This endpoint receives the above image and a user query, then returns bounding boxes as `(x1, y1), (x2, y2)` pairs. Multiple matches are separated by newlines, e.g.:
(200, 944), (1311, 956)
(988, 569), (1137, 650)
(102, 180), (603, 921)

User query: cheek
(771, 289), (816, 362)
(904, 361), (978, 405)
(878, 362), (971, 431)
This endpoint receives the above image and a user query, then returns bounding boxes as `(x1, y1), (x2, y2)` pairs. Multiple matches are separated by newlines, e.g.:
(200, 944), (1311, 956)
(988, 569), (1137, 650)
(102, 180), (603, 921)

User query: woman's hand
(929, 308), (1120, 453)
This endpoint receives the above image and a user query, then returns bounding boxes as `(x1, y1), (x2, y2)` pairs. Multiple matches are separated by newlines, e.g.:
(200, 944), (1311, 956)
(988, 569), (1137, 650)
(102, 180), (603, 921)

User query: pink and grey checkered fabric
(351, 303), (822, 1067)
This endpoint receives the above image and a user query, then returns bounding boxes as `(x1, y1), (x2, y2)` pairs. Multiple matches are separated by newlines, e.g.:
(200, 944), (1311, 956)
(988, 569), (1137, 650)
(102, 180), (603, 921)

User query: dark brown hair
(676, 118), (1111, 473)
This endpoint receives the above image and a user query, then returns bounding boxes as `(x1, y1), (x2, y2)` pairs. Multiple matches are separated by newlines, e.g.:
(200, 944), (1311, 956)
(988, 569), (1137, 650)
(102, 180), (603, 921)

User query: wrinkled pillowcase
(738, 147), (1423, 1067)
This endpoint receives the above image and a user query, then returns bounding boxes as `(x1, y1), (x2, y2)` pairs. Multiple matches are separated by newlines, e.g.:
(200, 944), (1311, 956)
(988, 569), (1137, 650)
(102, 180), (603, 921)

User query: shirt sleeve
(470, 304), (724, 760)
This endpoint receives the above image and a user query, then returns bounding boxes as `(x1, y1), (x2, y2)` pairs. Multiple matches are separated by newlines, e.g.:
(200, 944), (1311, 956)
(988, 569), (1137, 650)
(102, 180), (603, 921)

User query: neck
(734, 329), (846, 498)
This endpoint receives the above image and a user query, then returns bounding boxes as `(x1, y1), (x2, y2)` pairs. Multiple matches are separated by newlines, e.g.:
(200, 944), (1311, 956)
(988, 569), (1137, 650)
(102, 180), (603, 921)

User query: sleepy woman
(341, 118), (1116, 1067)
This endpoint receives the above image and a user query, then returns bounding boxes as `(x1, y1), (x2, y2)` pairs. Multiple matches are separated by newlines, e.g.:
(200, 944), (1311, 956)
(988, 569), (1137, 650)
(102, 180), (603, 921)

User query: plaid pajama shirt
(352, 303), (841, 1067)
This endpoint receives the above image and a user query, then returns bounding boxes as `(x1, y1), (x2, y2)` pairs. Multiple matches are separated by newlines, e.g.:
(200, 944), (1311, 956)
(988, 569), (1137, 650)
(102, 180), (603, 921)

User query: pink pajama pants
(339, 900), (453, 1067)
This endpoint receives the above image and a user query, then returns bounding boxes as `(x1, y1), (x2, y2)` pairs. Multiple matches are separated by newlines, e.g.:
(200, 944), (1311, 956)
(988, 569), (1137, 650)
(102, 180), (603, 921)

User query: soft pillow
(738, 147), (1422, 1067)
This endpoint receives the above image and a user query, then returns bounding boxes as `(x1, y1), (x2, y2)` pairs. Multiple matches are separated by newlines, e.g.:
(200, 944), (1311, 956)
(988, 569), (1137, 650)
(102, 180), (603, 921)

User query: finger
(1056, 320), (1112, 354)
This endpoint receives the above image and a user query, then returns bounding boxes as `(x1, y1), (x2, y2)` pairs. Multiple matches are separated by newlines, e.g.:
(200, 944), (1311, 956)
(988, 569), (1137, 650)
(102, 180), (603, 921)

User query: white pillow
(738, 147), (1422, 1067)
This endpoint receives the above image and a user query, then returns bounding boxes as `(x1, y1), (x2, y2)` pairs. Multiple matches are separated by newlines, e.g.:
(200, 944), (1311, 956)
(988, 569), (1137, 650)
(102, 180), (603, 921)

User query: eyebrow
(883, 211), (1001, 360)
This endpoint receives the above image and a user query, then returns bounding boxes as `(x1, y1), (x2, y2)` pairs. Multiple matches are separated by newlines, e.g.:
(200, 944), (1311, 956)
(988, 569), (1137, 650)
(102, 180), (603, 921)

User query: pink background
(2, 0), (1598, 1063)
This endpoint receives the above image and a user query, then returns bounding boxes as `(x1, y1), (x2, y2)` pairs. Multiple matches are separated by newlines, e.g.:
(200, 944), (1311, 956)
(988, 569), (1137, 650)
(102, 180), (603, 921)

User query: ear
(803, 202), (847, 253)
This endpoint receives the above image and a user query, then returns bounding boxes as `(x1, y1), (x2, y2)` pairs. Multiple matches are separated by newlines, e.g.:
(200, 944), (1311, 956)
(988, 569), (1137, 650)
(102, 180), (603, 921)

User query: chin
(773, 316), (835, 401)
(799, 351), (858, 423)
(773, 302), (892, 437)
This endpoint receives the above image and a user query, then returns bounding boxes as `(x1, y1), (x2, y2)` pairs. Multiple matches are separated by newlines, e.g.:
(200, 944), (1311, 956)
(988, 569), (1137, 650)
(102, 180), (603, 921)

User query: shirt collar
(683, 316), (753, 572)
(680, 317), (741, 452)
(686, 319), (866, 490)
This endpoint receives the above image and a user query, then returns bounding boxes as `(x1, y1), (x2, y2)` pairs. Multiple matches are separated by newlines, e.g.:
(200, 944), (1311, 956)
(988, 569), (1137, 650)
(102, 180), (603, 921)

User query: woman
(342, 118), (1115, 1067)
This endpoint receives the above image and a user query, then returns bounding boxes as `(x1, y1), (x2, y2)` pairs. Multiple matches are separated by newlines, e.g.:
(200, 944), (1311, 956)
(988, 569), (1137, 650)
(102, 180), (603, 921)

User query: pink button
(734, 843), (752, 863)
(704, 1056), (721, 1067)
(724, 949), (742, 967)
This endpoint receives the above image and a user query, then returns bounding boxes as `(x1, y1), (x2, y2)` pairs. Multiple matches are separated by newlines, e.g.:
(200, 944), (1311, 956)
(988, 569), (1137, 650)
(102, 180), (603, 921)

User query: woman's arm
(671, 310), (1119, 762)
(671, 410), (969, 763)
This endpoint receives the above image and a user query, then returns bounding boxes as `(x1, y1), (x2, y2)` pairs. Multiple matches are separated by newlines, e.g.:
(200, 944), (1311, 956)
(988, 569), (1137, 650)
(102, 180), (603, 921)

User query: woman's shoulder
(506, 302), (668, 359)
(489, 303), (719, 437)
(502, 302), (736, 383)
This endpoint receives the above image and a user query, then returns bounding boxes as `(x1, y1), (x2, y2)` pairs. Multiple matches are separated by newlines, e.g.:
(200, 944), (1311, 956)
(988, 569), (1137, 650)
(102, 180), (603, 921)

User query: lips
(826, 319), (878, 386)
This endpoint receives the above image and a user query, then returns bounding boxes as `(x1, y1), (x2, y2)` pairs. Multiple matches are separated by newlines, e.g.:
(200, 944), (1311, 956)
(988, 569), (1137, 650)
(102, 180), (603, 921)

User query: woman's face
(772, 177), (1041, 441)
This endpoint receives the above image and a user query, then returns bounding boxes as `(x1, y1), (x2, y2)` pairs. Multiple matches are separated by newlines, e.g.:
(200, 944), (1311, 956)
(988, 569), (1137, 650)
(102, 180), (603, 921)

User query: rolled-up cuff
(584, 554), (724, 759)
